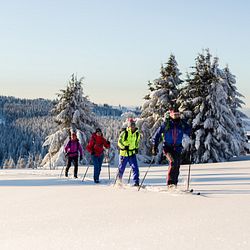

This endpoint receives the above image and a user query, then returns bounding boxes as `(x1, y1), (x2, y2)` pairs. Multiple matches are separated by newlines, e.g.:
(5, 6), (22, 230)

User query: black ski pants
(163, 147), (181, 186)
(65, 156), (78, 177)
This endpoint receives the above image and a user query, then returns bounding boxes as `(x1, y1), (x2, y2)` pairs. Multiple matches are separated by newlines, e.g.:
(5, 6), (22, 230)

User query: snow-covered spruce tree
(221, 66), (247, 151)
(178, 49), (246, 163)
(16, 156), (26, 169)
(138, 54), (183, 159)
(3, 157), (15, 169)
(42, 74), (99, 168)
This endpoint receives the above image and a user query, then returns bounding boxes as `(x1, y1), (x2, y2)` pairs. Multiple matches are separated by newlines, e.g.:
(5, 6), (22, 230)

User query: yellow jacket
(118, 127), (140, 156)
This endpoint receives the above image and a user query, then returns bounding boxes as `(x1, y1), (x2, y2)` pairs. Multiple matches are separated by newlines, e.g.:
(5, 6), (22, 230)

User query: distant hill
(0, 95), (140, 167)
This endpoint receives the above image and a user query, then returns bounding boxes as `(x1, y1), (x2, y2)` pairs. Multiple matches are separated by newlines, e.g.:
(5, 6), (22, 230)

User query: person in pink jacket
(64, 132), (83, 178)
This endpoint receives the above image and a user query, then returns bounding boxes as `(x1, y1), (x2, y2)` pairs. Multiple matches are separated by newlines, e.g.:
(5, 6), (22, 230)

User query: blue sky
(0, 0), (250, 107)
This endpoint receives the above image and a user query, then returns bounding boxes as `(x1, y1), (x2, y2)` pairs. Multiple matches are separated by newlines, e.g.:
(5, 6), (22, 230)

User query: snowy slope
(1, 157), (250, 250)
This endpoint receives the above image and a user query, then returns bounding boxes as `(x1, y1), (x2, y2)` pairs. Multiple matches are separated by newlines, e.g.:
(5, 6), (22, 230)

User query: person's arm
(86, 135), (95, 154)
(64, 141), (70, 154)
(118, 130), (129, 150)
(103, 137), (110, 149)
(151, 123), (165, 155)
(135, 131), (140, 149)
(152, 123), (165, 148)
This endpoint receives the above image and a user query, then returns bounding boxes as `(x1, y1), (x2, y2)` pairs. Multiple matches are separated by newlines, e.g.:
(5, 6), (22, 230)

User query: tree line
(0, 48), (248, 168)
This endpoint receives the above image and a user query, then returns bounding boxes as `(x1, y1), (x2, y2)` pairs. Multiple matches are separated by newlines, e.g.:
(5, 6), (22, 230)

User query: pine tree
(16, 156), (26, 169)
(26, 154), (34, 168)
(34, 154), (43, 168)
(2, 159), (10, 169)
(139, 54), (183, 159)
(178, 49), (247, 163)
(3, 157), (15, 169)
(221, 65), (247, 153)
(42, 74), (99, 168)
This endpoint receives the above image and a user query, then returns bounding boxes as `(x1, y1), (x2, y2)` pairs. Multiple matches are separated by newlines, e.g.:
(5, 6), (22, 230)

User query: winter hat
(128, 118), (136, 127)
(95, 128), (102, 133)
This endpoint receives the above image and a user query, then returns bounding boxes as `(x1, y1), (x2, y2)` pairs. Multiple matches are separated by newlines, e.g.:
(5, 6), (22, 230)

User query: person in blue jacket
(152, 108), (190, 188)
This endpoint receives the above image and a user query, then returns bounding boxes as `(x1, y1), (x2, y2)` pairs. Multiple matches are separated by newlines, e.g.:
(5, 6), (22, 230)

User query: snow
(1, 157), (250, 250)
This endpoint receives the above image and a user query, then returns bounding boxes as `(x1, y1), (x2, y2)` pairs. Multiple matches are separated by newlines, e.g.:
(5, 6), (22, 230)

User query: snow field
(0, 158), (250, 250)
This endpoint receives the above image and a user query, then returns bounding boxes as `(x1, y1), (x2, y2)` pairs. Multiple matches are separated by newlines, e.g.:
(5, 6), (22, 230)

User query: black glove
(135, 148), (138, 154)
(80, 155), (83, 161)
(107, 140), (110, 145)
(152, 146), (158, 156)
(124, 146), (129, 151)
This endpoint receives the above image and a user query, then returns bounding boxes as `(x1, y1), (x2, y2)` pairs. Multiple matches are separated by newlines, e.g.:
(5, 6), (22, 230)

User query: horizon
(1, 94), (250, 118)
(0, 0), (250, 107)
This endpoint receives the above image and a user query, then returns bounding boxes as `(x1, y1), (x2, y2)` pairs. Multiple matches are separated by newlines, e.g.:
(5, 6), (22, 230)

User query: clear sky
(0, 0), (249, 107)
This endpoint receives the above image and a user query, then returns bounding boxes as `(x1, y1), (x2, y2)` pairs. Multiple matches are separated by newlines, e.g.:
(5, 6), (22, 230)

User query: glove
(107, 140), (110, 145)
(80, 155), (83, 161)
(152, 146), (158, 156)
(124, 146), (129, 151)
(135, 149), (138, 154)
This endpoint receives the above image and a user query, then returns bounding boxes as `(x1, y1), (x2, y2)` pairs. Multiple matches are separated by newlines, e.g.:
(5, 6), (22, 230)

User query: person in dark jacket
(86, 128), (110, 183)
(152, 108), (190, 188)
(64, 132), (83, 178)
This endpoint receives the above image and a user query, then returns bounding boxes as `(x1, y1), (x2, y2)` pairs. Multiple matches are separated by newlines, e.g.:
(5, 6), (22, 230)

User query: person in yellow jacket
(117, 118), (140, 186)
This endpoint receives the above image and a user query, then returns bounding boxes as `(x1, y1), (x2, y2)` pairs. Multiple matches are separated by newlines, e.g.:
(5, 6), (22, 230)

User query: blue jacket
(152, 119), (191, 152)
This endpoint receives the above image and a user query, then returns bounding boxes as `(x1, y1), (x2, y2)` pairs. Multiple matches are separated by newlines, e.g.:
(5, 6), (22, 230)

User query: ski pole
(127, 168), (132, 184)
(60, 166), (65, 178)
(186, 149), (192, 191)
(113, 169), (119, 186)
(186, 162), (191, 191)
(113, 155), (123, 186)
(82, 164), (90, 182)
(107, 149), (110, 180)
(60, 153), (67, 178)
(138, 157), (155, 191)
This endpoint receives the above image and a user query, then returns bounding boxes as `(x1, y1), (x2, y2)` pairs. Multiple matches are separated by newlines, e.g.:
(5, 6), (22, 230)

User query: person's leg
(118, 156), (129, 180)
(164, 149), (175, 186)
(92, 155), (99, 182)
(167, 151), (181, 186)
(97, 154), (104, 181)
(171, 151), (181, 185)
(129, 154), (139, 185)
(73, 156), (78, 178)
(65, 157), (72, 177)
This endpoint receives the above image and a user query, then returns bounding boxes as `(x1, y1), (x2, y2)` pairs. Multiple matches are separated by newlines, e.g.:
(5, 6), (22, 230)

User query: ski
(113, 182), (146, 190)
(140, 185), (201, 195)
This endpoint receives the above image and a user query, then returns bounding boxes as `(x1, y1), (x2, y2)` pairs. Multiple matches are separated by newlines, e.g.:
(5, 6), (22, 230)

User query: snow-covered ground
(1, 157), (250, 250)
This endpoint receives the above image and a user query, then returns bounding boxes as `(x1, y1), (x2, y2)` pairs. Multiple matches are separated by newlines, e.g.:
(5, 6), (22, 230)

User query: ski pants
(118, 154), (139, 184)
(164, 148), (181, 185)
(92, 153), (104, 182)
(66, 156), (78, 177)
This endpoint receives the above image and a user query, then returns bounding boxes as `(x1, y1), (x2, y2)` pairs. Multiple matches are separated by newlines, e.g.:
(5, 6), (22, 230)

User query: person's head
(71, 132), (77, 140)
(169, 108), (180, 120)
(95, 128), (102, 136)
(128, 118), (136, 132)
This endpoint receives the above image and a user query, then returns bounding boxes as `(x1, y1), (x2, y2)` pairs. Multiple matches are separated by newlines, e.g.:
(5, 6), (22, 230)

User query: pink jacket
(64, 139), (83, 158)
